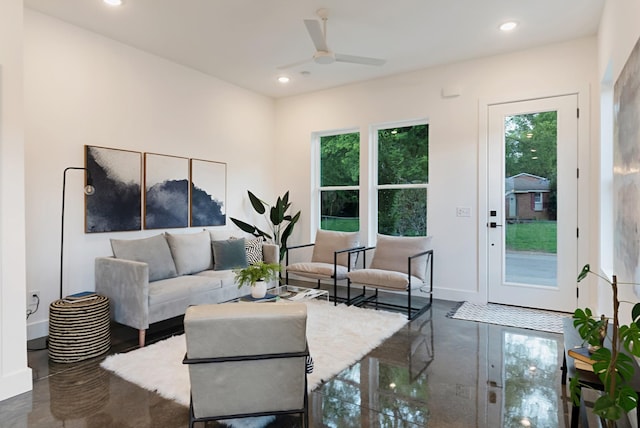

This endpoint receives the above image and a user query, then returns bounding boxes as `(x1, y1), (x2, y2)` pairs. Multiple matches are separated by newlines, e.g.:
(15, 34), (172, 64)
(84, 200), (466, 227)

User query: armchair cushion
(110, 234), (177, 282)
(311, 229), (359, 267)
(286, 262), (350, 280)
(165, 231), (213, 275)
(347, 268), (424, 290)
(370, 234), (432, 280)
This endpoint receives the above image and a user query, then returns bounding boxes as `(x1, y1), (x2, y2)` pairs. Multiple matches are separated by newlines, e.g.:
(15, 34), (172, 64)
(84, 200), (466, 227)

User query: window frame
(370, 118), (429, 238)
(312, 128), (360, 233)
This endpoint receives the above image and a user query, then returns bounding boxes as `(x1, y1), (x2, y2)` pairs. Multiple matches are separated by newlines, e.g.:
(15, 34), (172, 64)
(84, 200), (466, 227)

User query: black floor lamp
(59, 167), (95, 300)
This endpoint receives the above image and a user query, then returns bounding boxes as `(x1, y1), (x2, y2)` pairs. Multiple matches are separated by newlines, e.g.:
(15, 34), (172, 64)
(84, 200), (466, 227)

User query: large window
(319, 132), (360, 232)
(376, 123), (429, 236)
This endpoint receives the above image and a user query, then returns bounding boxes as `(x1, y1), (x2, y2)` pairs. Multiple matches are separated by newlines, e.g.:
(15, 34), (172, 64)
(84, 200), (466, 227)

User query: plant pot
(251, 280), (267, 299)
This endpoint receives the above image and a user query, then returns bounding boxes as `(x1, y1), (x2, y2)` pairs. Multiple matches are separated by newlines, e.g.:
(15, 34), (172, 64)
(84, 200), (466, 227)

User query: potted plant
(230, 190), (301, 262)
(572, 264), (640, 427)
(234, 261), (281, 299)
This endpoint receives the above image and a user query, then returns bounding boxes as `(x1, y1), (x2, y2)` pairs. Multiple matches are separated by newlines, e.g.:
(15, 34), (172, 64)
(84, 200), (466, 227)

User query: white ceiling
(24, 0), (605, 99)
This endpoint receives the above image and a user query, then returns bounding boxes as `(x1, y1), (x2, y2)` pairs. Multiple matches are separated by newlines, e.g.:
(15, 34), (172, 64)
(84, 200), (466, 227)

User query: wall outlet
(28, 290), (40, 304)
(456, 207), (471, 217)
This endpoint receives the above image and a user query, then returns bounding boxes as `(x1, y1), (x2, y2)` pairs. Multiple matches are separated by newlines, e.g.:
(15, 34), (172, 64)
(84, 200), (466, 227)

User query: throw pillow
(245, 237), (264, 265)
(370, 234), (432, 280)
(110, 234), (177, 282)
(311, 229), (359, 267)
(165, 231), (213, 275)
(212, 238), (248, 270)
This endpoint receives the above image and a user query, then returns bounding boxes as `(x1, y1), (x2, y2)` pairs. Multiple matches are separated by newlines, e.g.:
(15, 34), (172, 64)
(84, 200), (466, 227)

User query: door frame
(478, 87), (591, 309)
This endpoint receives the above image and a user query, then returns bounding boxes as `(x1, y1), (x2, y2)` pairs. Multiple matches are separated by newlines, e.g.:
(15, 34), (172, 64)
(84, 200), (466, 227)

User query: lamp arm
(60, 167), (93, 300)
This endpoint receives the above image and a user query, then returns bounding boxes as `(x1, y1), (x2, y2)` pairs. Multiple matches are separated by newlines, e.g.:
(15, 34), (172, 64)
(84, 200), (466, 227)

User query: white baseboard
(27, 319), (48, 341)
(0, 368), (32, 402)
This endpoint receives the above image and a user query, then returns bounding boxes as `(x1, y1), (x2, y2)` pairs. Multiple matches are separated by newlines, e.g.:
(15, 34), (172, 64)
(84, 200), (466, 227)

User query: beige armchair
(183, 302), (309, 427)
(285, 229), (361, 304)
(346, 234), (433, 319)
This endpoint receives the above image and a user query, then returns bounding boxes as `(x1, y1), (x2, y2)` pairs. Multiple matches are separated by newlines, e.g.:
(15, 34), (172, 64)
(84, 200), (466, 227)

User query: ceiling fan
(278, 8), (386, 69)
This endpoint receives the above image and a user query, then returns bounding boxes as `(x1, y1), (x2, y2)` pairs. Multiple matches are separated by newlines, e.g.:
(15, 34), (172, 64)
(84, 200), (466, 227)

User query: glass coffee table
(239, 284), (329, 302)
(271, 284), (329, 302)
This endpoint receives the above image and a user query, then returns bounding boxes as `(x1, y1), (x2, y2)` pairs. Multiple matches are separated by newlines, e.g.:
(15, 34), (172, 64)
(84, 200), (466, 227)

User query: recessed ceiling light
(103, 0), (123, 6)
(499, 21), (518, 32)
(277, 76), (290, 84)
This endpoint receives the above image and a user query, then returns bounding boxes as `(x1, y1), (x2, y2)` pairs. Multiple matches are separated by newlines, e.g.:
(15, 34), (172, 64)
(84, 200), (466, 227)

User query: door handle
(489, 222), (502, 228)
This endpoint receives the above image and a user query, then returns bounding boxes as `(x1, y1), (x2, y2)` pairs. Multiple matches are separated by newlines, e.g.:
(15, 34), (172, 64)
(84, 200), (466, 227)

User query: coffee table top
(271, 284), (329, 301)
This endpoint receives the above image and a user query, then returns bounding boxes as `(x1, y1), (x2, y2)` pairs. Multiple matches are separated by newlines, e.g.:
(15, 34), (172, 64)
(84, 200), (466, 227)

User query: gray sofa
(95, 230), (278, 346)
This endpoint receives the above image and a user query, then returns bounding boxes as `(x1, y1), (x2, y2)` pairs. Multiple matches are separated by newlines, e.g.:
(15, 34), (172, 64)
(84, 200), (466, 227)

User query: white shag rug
(449, 301), (569, 334)
(101, 300), (407, 426)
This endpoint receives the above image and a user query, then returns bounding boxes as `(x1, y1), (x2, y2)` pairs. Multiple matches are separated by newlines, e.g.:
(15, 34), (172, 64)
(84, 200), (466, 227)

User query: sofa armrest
(262, 243), (279, 264)
(95, 256), (150, 330)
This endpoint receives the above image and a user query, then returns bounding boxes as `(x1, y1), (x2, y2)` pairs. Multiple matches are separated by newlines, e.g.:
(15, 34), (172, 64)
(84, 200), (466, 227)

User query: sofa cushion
(347, 268), (424, 290)
(165, 231), (213, 275)
(111, 234), (177, 282)
(312, 229), (359, 267)
(245, 237), (264, 265)
(369, 234), (432, 280)
(148, 275), (222, 307)
(286, 262), (350, 280)
(212, 238), (248, 270)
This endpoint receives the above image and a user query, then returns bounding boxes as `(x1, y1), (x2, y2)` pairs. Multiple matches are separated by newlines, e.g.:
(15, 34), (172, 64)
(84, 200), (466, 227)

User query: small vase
(251, 280), (267, 298)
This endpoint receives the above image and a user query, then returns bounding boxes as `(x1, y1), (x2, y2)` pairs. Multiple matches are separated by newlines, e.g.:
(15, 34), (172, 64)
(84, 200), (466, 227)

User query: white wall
(23, 10), (277, 339)
(0, 0), (33, 401)
(595, 0), (640, 321)
(275, 37), (598, 304)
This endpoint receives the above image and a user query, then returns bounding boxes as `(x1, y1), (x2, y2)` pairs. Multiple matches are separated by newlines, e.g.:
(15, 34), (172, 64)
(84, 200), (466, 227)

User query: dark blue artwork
(85, 146), (142, 233)
(145, 179), (189, 228)
(190, 159), (226, 227)
(191, 184), (225, 226)
(144, 153), (189, 229)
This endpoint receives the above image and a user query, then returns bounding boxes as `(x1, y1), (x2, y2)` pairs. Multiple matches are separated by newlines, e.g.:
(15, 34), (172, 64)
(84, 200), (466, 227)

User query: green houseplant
(572, 264), (640, 426)
(230, 190), (301, 263)
(234, 261), (281, 298)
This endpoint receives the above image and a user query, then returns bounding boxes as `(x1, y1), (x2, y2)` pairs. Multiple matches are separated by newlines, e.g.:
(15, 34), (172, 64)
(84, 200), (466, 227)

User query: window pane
(320, 133), (359, 187)
(321, 190), (359, 232)
(378, 188), (426, 236)
(378, 125), (428, 185)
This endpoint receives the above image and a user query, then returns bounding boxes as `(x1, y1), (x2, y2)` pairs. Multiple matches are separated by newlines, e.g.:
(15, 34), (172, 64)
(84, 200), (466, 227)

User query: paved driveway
(505, 250), (557, 286)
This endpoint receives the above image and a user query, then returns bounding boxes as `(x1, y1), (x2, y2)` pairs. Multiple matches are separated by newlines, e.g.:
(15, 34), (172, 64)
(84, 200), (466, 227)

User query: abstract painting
(613, 35), (640, 293)
(85, 146), (142, 233)
(190, 159), (226, 226)
(144, 153), (189, 229)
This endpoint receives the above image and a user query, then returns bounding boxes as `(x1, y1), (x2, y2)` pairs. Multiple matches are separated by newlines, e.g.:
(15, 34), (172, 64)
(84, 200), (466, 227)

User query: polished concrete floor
(1, 294), (588, 427)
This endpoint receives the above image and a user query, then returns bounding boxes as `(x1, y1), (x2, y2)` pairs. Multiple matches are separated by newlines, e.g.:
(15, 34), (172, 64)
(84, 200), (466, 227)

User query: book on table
(568, 347), (596, 365)
(573, 358), (594, 372)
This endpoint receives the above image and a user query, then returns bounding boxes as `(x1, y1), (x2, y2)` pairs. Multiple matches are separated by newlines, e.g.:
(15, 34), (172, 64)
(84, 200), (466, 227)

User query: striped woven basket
(48, 294), (111, 363)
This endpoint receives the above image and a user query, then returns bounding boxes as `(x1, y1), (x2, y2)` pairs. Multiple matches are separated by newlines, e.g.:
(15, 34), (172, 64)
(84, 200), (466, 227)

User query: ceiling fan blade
(335, 53), (386, 66)
(277, 57), (312, 70)
(304, 19), (328, 52)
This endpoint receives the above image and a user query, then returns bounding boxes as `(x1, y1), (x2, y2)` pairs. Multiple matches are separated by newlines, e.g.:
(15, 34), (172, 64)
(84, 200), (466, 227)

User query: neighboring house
(505, 173), (552, 221)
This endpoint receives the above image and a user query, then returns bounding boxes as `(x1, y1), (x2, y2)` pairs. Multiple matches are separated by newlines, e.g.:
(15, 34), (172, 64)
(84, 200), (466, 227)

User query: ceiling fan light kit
(278, 8), (386, 70)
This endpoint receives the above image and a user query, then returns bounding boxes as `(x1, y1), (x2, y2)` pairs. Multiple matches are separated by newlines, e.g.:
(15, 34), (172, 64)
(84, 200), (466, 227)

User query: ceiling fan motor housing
(313, 51), (336, 64)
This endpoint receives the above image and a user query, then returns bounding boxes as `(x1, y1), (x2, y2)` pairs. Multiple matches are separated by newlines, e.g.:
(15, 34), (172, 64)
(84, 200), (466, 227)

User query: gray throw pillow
(165, 230), (213, 275)
(110, 234), (177, 281)
(212, 238), (248, 270)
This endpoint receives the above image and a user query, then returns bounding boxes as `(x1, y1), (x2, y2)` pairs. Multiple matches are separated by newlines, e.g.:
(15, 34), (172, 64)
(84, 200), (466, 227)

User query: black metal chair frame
(183, 345), (310, 428)
(285, 243), (364, 305)
(346, 247), (434, 320)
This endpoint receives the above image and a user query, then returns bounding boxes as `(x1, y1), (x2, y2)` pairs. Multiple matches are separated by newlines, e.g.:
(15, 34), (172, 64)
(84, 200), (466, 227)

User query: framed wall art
(85, 145), (142, 233)
(144, 153), (189, 229)
(190, 158), (226, 227)
(614, 34), (640, 292)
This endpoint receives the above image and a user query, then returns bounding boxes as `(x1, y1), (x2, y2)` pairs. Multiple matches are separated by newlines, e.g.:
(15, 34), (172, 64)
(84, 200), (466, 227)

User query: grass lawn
(505, 221), (557, 253)
(321, 217), (359, 232)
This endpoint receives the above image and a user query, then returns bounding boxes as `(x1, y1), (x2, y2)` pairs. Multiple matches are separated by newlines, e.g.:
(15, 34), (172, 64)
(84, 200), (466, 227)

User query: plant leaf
(577, 264), (590, 282)
(592, 394), (623, 421)
(230, 218), (257, 235)
(248, 191), (266, 214)
(619, 386), (638, 412)
(620, 323), (640, 357)
(633, 303), (640, 328)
